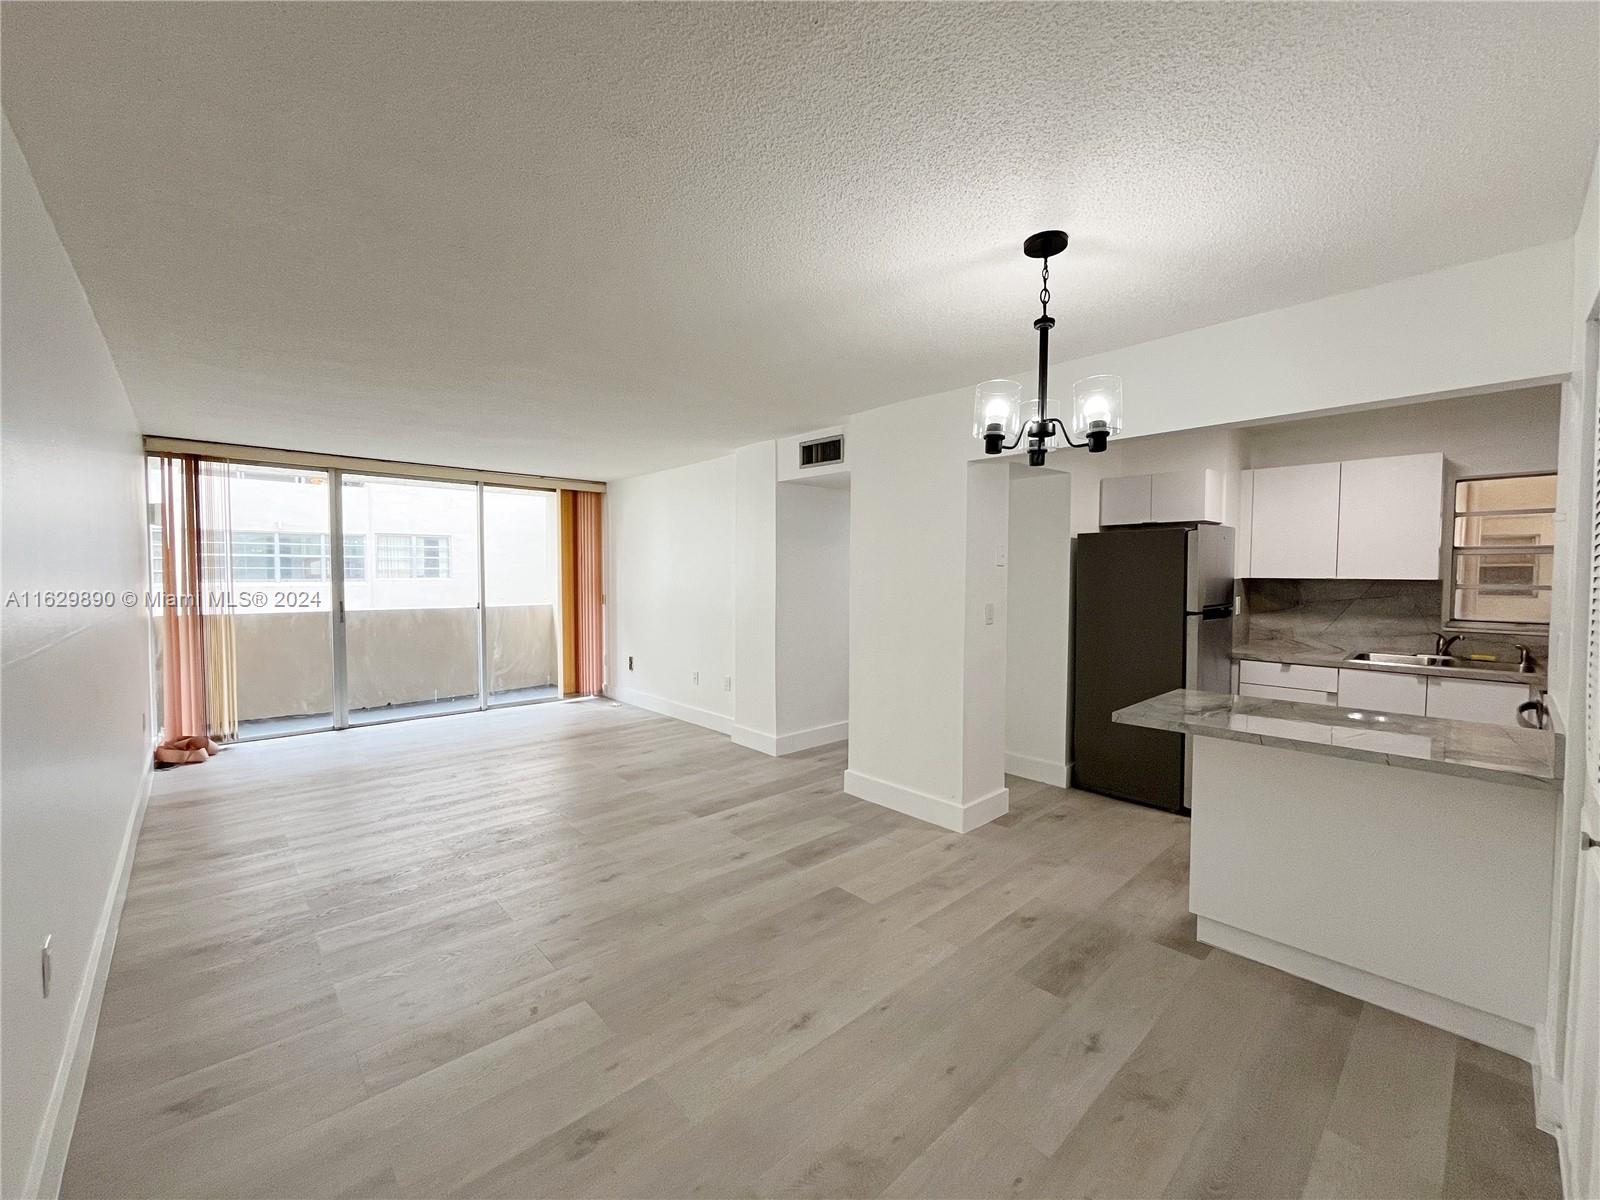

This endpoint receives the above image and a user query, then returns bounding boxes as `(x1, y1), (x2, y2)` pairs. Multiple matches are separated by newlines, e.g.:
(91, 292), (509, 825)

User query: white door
(1565, 823), (1599, 1200)
(1248, 462), (1340, 578)
(1562, 317), (1600, 1200)
(1336, 452), (1445, 579)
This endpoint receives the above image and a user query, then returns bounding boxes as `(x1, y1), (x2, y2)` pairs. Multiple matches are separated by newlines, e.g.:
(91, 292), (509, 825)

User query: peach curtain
(573, 490), (604, 695)
(154, 454), (223, 764)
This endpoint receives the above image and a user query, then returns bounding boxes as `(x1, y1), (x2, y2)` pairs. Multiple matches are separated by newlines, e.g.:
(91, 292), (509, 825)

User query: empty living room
(4, 3), (1600, 1198)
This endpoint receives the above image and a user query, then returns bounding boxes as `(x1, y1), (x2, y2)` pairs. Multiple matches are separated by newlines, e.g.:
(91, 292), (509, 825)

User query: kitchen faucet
(1433, 632), (1464, 656)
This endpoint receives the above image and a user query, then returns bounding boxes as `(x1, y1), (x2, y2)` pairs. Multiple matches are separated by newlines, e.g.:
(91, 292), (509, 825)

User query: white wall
(843, 396), (973, 822)
(775, 481), (849, 746)
(1005, 468), (1071, 787)
(732, 443), (778, 747)
(1, 117), (153, 1200)
(605, 453), (736, 732)
(1050, 240), (1572, 440)
(961, 461), (1011, 816)
(1244, 385), (1562, 479)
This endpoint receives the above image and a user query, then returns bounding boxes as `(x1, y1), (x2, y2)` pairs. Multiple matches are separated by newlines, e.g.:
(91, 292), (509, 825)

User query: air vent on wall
(799, 435), (844, 469)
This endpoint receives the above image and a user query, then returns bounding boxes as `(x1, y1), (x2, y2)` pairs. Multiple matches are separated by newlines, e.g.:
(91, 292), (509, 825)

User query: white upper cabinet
(1099, 474), (1152, 526)
(1151, 468), (1224, 524)
(1248, 462), (1341, 578)
(1336, 453), (1444, 579)
(1101, 468), (1222, 527)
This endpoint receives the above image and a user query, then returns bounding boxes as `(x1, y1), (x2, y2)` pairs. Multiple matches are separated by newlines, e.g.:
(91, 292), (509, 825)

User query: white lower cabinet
(1336, 669), (1428, 716)
(1238, 660), (1534, 726)
(1238, 660), (1340, 692)
(1239, 681), (1338, 705)
(1424, 676), (1535, 726)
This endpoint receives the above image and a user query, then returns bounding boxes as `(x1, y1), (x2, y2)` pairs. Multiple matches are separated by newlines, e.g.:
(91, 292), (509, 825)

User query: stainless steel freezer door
(1185, 613), (1235, 694)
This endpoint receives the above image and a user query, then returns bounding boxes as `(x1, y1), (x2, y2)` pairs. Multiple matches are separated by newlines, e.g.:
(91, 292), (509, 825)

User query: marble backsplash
(1238, 579), (1548, 667)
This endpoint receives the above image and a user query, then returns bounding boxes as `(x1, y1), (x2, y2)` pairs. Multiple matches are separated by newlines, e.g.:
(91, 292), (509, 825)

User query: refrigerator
(1070, 524), (1235, 813)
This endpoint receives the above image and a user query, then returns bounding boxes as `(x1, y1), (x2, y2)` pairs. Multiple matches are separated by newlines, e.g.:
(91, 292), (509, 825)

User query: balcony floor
(239, 685), (561, 740)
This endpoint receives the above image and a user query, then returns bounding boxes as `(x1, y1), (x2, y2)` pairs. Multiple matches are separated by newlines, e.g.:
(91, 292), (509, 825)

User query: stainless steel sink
(1346, 651), (1529, 674)
(1348, 652), (1454, 666)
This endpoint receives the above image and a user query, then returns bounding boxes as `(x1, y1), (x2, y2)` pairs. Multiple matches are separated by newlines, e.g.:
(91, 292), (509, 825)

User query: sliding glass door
(340, 473), (482, 726)
(483, 486), (562, 705)
(150, 449), (586, 742)
(204, 463), (338, 738)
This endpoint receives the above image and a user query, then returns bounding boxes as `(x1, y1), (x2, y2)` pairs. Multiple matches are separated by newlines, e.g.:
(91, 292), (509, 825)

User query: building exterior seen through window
(1450, 473), (1554, 627)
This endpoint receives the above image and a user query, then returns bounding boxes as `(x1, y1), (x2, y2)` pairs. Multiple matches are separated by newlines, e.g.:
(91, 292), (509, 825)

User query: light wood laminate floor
(65, 699), (1560, 1199)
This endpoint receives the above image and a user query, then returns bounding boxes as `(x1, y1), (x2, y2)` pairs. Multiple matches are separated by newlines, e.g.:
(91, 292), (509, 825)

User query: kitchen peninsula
(1115, 689), (1560, 1061)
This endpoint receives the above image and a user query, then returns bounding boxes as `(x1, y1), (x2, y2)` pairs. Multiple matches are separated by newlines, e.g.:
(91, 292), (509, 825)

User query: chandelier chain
(1039, 258), (1051, 314)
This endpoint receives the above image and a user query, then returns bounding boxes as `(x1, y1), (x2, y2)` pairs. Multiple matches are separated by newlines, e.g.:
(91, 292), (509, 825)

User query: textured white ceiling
(3, 3), (1596, 480)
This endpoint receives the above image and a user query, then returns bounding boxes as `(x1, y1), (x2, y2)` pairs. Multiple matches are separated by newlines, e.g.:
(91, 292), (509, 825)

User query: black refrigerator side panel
(1070, 527), (1188, 810)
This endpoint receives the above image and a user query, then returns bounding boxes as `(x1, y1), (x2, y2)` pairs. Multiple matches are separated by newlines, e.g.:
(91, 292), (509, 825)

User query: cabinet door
(1236, 470), (1254, 578)
(1239, 682), (1338, 705)
(1424, 676), (1533, 726)
(1248, 462), (1340, 578)
(1151, 469), (1223, 524)
(1337, 669), (1428, 715)
(1100, 474), (1152, 526)
(1336, 453), (1444, 579)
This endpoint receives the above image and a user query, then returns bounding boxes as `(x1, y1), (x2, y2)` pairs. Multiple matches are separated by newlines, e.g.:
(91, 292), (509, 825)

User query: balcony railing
(226, 603), (558, 721)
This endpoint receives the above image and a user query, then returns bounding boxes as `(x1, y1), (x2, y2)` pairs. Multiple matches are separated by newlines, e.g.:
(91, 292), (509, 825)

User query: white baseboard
(1198, 917), (1536, 1062)
(1534, 1022), (1566, 1138)
(28, 756), (154, 1200)
(843, 768), (1008, 833)
(1004, 750), (1068, 788)
(733, 721), (848, 757)
(730, 725), (778, 755)
(777, 721), (848, 756)
(607, 686), (733, 736)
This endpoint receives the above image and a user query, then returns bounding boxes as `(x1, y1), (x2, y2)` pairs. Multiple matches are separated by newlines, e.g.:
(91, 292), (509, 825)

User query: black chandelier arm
(1037, 416), (1090, 450)
(996, 417), (1087, 454)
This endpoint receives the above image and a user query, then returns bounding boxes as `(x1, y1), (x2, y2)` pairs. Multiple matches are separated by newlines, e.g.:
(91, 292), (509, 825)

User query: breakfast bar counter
(1114, 688), (1560, 1060)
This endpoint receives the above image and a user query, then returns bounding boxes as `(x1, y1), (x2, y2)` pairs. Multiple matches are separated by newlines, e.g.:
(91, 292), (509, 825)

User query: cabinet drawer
(1424, 677), (1534, 727)
(1238, 660), (1340, 692)
(1239, 682), (1338, 706)
(1336, 669), (1429, 716)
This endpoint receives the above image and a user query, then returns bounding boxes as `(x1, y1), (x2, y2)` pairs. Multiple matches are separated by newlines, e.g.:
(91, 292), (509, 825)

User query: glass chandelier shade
(972, 379), (1023, 441)
(1070, 374), (1123, 440)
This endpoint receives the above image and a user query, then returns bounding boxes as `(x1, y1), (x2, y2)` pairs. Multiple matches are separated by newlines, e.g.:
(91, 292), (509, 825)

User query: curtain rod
(141, 436), (606, 493)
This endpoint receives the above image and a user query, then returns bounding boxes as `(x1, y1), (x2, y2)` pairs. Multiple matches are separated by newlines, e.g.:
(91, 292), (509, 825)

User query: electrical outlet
(724, 676), (732, 692)
(692, 671), (699, 686)
(996, 543), (1007, 567)
(41, 935), (51, 998)
(984, 602), (995, 626)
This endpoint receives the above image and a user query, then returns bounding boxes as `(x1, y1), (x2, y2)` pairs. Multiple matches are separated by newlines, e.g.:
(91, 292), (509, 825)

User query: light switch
(984, 602), (995, 626)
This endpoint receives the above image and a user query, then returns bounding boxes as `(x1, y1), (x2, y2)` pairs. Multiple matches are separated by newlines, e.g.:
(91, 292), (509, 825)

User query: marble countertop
(1233, 642), (1547, 687)
(1114, 689), (1559, 790)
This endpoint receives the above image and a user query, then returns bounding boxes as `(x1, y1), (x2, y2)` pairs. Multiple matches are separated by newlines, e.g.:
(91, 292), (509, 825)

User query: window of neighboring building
(375, 533), (452, 579)
(170, 531), (382, 583)
(1449, 473), (1555, 627)
(343, 534), (366, 582)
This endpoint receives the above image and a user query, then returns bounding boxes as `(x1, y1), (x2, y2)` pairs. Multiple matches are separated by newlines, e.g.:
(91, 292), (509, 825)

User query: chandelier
(974, 230), (1123, 465)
